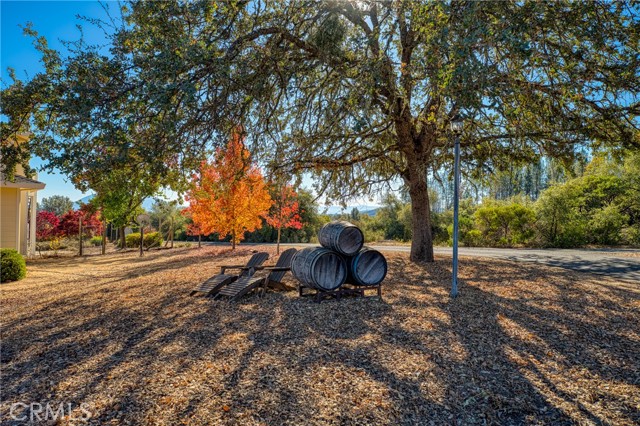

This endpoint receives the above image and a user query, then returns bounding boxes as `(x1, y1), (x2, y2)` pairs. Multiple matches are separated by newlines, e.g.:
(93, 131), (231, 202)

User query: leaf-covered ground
(1, 246), (638, 425)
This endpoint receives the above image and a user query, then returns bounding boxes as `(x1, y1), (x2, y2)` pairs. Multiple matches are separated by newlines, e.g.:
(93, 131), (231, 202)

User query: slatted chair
(190, 252), (269, 297)
(215, 248), (297, 301)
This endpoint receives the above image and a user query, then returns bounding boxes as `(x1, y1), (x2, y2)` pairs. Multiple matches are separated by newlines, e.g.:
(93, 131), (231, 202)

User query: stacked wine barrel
(291, 220), (387, 292)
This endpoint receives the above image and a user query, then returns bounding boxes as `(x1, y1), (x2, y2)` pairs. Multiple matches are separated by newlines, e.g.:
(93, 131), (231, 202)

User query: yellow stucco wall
(1, 187), (19, 250)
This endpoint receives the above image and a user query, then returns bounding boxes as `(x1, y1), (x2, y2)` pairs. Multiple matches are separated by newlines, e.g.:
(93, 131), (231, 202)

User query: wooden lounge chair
(190, 252), (269, 296)
(215, 248), (297, 301)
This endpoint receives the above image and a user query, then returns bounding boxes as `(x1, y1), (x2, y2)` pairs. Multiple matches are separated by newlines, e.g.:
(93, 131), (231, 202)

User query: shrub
(362, 228), (385, 243)
(589, 205), (628, 245)
(1, 249), (26, 283)
(126, 232), (164, 249)
(144, 232), (164, 248)
(621, 226), (640, 246)
(126, 233), (141, 248)
(475, 201), (535, 246)
(89, 236), (103, 246)
(462, 229), (483, 247)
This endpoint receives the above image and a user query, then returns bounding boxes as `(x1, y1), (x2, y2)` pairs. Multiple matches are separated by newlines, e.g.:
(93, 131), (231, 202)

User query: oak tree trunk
(397, 113), (435, 263)
(119, 226), (126, 249)
(406, 162), (435, 263)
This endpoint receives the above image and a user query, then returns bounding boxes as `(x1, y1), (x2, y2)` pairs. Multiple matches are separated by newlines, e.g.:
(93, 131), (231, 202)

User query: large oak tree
(2, 1), (638, 261)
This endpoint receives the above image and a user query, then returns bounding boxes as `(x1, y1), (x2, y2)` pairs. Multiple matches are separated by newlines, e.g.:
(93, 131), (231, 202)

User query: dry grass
(1, 246), (639, 425)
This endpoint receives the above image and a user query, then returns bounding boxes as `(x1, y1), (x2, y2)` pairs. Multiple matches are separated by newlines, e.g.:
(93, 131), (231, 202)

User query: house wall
(19, 190), (28, 255)
(1, 187), (19, 251)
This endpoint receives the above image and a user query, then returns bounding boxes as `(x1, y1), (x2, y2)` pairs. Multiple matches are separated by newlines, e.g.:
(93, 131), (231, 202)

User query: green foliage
(534, 183), (586, 247)
(38, 195), (73, 216)
(89, 236), (103, 247)
(430, 211), (451, 245)
(1, 249), (26, 283)
(125, 232), (164, 249)
(91, 171), (153, 231)
(533, 153), (637, 247)
(144, 232), (164, 248)
(589, 205), (628, 245)
(474, 200), (536, 246)
(149, 199), (185, 239)
(463, 230), (483, 247)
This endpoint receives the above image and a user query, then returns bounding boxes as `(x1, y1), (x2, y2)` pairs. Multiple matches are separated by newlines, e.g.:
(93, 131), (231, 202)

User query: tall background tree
(2, 1), (638, 261)
(186, 130), (272, 249)
(38, 195), (73, 216)
(149, 199), (184, 245)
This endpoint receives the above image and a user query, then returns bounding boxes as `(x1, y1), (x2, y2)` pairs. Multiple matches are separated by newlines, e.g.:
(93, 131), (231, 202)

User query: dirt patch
(1, 246), (638, 425)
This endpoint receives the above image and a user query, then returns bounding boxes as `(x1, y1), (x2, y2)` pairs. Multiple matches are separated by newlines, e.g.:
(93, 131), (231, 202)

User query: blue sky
(2, 1), (380, 209)
(1, 1), (111, 201)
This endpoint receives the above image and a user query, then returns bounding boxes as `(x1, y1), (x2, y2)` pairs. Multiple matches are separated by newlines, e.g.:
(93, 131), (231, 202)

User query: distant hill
(359, 208), (379, 217)
(322, 205), (380, 217)
(72, 194), (94, 209)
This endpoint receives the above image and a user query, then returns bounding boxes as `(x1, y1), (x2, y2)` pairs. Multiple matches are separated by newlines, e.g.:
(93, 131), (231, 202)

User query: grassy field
(1, 246), (638, 425)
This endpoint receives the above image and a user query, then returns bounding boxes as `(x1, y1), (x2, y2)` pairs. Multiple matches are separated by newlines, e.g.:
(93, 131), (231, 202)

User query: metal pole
(140, 224), (144, 257)
(170, 217), (174, 248)
(451, 134), (460, 297)
(102, 219), (107, 255)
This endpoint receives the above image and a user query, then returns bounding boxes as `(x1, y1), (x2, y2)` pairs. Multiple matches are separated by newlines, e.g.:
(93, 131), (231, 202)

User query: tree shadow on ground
(1, 249), (638, 425)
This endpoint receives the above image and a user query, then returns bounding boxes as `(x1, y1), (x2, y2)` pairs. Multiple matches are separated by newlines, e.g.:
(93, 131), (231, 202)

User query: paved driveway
(377, 246), (640, 282)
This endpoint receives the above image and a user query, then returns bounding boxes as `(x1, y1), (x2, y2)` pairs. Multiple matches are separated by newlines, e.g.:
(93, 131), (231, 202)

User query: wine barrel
(318, 221), (364, 256)
(291, 247), (347, 291)
(346, 248), (387, 286)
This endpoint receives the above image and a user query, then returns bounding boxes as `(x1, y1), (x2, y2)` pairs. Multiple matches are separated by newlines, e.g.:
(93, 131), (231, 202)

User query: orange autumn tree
(266, 184), (303, 254)
(186, 131), (272, 249)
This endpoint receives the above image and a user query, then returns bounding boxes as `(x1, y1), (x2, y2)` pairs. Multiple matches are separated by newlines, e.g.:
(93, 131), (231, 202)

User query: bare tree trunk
(231, 230), (236, 250)
(120, 226), (126, 249)
(277, 225), (281, 255)
(198, 233), (201, 248)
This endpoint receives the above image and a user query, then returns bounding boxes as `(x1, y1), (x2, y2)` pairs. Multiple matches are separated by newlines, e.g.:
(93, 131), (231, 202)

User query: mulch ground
(1, 246), (638, 425)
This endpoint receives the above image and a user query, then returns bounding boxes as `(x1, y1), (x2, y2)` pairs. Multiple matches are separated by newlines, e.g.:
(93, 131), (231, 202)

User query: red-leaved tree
(36, 211), (60, 241)
(266, 184), (303, 254)
(57, 205), (103, 237)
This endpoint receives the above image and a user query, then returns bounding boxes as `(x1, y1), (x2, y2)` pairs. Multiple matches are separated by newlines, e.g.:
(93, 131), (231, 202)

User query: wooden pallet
(298, 283), (381, 303)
